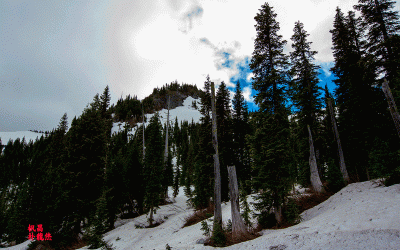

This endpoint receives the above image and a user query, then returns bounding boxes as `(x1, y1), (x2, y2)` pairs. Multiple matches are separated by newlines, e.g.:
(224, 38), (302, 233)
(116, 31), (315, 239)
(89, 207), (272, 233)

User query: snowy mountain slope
(0, 96), (201, 143)
(4, 181), (400, 250)
(111, 96), (202, 136)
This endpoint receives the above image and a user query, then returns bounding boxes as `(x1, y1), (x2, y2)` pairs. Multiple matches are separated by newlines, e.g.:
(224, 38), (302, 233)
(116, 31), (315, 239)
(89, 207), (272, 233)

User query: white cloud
(247, 72), (254, 82)
(319, 62), (335, 78)
(243, 86), (254, 102)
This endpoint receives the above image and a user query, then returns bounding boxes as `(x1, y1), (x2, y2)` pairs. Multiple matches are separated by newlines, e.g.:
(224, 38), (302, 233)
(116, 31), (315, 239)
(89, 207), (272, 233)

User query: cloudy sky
(1, 0), (399, 132)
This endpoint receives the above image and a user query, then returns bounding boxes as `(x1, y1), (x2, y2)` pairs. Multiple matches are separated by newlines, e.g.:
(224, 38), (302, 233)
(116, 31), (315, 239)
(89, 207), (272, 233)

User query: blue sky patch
(221, 52), (234, 68)
(187, 6), (203, 18)
(225, 56), (338, 113)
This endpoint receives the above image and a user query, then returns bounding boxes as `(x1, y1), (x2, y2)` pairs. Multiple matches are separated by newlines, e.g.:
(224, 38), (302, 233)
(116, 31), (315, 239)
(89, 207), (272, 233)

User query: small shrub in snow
(82, 225), (114, 250)
(256, 211), (277, 229)
(200, 220), (211, 237)
(284, 198), (301, 225)
(225, 219), (232, 232)
(385, 166), (400, 186)
(210, 222), (226, 247)
(27, 240), (54, 250)
(239, 188), (253, 228)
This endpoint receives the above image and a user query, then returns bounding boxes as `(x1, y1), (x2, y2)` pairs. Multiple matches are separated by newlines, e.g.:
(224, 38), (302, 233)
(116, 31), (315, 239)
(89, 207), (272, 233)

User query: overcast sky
(1, 0), (399, 132)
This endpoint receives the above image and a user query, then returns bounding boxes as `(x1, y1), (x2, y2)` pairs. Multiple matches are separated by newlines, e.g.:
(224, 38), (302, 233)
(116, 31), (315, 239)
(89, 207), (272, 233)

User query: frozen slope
(226, 181), (400, 250)
(111, 96), (202, 136)
(4, 181), (400, 250)
(84, 181), (400, 250)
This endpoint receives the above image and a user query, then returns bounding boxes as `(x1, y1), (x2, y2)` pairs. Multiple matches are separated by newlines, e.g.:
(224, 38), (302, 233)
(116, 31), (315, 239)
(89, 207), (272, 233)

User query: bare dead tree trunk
(382, 78), (400, 139)
(211, 82), (222, 230)
(228, 166), (247, 237)
(274, 205), (283, 225)
(308, 125), (324, 193)
(164, 96), (170, 163)
(163, 96), (170, 199)
(149, 207), (154, 227)
(328, 98), (349, 184)
(142, 103), (145, 163)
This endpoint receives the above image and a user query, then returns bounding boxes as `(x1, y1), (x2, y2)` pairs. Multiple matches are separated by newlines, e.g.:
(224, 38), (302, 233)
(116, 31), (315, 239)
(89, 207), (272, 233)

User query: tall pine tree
(249, 2), (292, 225)
(143, 112), (164, 226)
(232, 81), (251, 192)
(289, 21), (323, 187)
(193, 76), (214, 209)
(330, 7), (396, 181)
(354, 0), (400, 93)
(216, 81), (233, 202)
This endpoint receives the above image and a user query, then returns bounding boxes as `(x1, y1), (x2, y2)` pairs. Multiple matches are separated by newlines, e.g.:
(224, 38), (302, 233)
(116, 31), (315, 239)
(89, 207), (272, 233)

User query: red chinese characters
(27, 224), (52, 241)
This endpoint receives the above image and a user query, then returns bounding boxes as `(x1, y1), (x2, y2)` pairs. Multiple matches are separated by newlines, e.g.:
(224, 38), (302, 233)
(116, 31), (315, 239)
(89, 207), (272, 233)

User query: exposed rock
(196, 238), (206, 244)
(269, 244), (287, 250)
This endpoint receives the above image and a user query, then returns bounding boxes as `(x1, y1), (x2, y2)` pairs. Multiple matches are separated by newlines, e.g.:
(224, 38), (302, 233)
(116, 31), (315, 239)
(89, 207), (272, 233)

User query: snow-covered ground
(111, 96), (202, 137)
(5, 180), (400, 250)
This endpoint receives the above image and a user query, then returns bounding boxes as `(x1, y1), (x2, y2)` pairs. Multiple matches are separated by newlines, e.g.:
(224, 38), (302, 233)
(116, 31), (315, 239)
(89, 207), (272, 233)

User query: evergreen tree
(354, 0), (400, 93)
(248, 2), (292, 225)
(353, 1), (400, 182)
(59, 91), (111, 241)
(128, 127), (146, 214)
(200, 75), (212, 120)
(330, 7), (396, 181)
(322, 85), (345, 191)
(100, 86), (111, 118)
(216, 81), (233, 202)
(173, 117), (180, 156)
(232, 81), (251, 192)
(289, 20), (323, 186)
(59, 113), (68, 133)
(1, 138), (31, 244)
(173, 161), (180, 198)
(162, 122), (174, 200)
(178, 121), (190, 197)
(193, 76), (214, 209)
(143, 112), (164, 226)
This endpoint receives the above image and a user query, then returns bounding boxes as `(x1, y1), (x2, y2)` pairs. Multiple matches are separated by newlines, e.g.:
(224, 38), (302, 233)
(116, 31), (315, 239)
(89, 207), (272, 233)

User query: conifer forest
(1, 0), (400, 249)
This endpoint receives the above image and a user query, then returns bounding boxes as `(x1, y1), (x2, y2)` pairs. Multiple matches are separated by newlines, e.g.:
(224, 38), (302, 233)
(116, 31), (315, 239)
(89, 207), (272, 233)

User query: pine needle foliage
(249, 2), (293, 226)
(289, 20), (324, 186)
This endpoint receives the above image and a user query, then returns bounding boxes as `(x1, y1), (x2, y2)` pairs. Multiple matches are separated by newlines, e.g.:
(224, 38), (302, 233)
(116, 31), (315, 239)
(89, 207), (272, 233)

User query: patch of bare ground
(223, 229), (261, 246)
(295, 188), (335, 214)
(27, 236), (87, 250)
(182, 203), (214, 228)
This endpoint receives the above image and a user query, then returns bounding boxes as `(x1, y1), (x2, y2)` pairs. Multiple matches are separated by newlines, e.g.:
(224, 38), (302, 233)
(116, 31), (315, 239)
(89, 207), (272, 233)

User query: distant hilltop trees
(28, 130), (50, 134)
